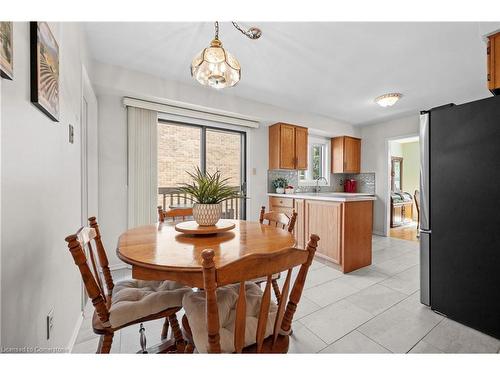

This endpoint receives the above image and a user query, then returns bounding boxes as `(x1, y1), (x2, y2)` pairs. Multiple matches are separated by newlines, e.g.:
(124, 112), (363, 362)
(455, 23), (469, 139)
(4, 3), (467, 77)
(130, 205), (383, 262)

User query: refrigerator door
(419, 112), (431, 306)
(430, 95), (500, 339)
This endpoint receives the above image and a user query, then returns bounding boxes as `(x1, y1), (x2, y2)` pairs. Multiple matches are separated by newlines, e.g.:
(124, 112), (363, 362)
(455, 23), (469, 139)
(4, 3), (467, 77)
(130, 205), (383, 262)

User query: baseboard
(372, 230), (386, 237)
(67, 311), (84, 353)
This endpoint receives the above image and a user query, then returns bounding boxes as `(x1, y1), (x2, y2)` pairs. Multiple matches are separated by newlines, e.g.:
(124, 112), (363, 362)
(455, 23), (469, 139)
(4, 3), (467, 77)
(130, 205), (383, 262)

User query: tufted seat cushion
(109, 280), (191, 328)
(182, 282), (278, 353)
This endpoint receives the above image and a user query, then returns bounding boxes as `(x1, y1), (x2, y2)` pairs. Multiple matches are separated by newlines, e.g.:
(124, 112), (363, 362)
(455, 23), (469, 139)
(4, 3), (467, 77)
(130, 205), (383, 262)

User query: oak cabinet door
(279, 124), (296, 169)
(294, 199), (305, 249)
(305, 200), (342, 263)
(344, 137), (361, 173)
(295, 127), (308, 170)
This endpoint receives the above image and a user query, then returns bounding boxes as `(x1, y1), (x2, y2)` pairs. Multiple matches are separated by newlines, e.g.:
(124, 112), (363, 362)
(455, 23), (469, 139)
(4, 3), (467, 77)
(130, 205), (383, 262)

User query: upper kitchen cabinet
(331, 136), (361, 173)
(487, 32), (500, 95)
(269, 123), (308, 170)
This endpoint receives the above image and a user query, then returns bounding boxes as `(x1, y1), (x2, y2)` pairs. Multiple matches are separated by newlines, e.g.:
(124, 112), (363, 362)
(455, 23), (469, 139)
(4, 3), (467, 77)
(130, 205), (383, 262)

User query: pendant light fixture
(191, 22), (262, 89)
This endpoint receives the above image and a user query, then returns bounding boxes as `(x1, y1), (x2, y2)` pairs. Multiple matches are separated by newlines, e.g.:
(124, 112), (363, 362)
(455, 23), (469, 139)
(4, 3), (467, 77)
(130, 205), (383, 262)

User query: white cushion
(182, 282), (278, 353)
(109, 280), (191, 328)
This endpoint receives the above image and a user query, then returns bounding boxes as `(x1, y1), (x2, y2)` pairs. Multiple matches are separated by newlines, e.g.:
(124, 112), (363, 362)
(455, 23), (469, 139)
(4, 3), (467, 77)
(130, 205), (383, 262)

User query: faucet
(314, 176), (328, 193)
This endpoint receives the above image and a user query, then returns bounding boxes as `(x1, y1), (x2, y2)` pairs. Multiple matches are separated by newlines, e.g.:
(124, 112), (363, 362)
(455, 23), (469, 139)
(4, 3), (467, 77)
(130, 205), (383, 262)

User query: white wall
(360, 114), (420, 235)
(1, 22), (93, 350)
(92, 61), (359, 267)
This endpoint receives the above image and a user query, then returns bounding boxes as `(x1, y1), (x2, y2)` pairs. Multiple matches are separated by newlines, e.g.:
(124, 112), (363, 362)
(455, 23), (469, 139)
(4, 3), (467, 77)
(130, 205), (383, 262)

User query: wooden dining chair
(158, 205), (193, 222)
(180, 234), (319, 353)
(259, 206), (298, 232)
(258, 206), (298, 303)
(65, 217), (191, 353)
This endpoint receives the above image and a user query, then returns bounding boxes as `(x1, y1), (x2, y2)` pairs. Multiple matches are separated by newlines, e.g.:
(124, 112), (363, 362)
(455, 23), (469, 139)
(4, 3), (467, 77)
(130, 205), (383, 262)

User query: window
(157, 121), (246, 219)
(299, 136), (330, 186)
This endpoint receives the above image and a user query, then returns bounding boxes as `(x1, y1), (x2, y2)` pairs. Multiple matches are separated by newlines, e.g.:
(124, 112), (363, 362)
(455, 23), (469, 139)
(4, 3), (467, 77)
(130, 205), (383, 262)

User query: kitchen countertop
(268, 192), (376, 202)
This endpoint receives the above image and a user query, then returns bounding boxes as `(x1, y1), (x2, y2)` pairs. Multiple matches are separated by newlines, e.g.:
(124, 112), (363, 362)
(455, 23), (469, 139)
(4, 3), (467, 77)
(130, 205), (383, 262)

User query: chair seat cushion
(109, 280), (191, 328)
(182, 282), (278, 353)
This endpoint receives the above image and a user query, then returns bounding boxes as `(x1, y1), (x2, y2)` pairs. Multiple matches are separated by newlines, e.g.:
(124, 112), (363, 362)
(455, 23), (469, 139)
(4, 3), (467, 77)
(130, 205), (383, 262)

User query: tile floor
(72, 235), (500, 354)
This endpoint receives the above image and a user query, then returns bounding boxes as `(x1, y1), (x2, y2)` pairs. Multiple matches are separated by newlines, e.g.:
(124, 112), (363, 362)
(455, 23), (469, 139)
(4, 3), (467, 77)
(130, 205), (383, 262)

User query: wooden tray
(174, 220), (236, 235)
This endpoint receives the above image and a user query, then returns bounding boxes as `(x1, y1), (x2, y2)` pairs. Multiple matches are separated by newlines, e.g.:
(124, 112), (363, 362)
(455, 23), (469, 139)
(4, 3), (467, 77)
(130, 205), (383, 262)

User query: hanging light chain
(231, 22), (261, 40)
(214, 21), (219, 40)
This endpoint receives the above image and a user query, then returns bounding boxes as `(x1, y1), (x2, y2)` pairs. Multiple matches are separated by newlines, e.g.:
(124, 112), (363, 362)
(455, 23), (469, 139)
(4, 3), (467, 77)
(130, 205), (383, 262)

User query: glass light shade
(375, 93), (402, 107)
(191, 39), (241, 89)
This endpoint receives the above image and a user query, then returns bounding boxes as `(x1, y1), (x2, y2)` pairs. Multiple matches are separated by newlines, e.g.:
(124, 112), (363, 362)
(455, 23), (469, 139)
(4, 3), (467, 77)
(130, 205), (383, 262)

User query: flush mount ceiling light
(375, 93), (402, 107)
(191, 21), (262, 89)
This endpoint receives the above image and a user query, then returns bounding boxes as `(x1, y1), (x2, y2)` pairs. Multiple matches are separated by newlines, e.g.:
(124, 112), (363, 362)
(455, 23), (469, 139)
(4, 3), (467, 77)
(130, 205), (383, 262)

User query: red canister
(344, 179), (357, 193)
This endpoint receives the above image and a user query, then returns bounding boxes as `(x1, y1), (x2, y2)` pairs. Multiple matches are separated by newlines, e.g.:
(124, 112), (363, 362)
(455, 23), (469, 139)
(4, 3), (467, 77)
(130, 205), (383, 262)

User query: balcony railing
(158, 186), (245, 220)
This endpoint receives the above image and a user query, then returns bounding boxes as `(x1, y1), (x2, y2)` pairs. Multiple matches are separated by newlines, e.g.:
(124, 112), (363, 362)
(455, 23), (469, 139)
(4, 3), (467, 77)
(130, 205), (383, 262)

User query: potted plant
(273, 178), (288, 194)
(177, 167), (245, 226)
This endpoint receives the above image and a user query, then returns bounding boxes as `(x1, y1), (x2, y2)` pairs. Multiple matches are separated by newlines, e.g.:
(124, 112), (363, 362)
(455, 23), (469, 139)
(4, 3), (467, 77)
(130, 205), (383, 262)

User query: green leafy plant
(272, 178), (288, 189)
(176, 167), (245, 204)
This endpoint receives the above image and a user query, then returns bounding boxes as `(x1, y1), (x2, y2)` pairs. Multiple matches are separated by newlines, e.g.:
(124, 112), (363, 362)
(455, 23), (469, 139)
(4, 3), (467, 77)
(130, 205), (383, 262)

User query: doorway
(387, 136), (420, 241)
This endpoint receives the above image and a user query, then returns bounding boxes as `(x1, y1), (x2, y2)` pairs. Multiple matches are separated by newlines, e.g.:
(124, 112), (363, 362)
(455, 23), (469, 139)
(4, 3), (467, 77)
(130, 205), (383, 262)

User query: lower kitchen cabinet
(304, 200), (342, 264)
(269, 196), (373, 273)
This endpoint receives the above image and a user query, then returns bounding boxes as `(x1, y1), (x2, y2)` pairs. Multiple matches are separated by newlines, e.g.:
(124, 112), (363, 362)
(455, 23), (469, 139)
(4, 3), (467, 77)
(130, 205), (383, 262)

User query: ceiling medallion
(375, 93), (402, 107)
(191, 22), (262, 89)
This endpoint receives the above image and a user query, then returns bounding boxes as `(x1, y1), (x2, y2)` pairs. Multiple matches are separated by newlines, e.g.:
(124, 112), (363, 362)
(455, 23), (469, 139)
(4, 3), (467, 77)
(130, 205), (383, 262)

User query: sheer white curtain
(127, 107), (158, 227)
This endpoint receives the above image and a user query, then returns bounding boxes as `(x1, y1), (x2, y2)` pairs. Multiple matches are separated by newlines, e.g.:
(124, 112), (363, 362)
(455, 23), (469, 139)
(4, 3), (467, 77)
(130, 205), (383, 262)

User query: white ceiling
(84, 22), (500, 126)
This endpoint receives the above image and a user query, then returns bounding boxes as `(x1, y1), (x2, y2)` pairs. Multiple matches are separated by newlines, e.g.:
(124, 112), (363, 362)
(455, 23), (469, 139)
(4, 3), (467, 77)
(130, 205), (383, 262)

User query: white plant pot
(276, 187), (285, 194)
(193, 203), (222, 226)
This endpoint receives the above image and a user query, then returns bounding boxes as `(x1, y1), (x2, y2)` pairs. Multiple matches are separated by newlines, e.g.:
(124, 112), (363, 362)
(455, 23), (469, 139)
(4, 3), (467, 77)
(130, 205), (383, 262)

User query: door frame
(385, 133), (418, 237)
(80, 64), (98, 310)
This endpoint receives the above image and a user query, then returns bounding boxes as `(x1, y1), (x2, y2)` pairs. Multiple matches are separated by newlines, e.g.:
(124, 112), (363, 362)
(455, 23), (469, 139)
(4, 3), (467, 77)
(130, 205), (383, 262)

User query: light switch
(69, 124), (74, 144)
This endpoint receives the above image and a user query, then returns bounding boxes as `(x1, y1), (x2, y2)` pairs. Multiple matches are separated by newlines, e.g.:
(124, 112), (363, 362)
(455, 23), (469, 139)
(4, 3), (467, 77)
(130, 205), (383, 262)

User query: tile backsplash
(268, 170), (375, 194)
(331, 173), (376, 194)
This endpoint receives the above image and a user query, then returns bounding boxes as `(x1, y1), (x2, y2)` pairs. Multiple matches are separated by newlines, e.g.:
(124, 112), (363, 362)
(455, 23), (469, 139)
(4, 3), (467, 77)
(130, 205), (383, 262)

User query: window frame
(298, 135), (331, 187)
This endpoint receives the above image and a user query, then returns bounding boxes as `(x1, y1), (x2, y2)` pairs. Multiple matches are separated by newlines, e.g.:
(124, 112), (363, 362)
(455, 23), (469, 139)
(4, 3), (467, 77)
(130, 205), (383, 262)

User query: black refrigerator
(419, 95), (500, 340)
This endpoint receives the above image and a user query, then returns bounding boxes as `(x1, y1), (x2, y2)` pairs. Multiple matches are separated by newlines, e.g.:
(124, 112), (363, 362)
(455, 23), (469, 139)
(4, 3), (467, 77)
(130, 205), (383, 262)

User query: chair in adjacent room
(65, 217), (191, 353)
(181, 234), (319, 353)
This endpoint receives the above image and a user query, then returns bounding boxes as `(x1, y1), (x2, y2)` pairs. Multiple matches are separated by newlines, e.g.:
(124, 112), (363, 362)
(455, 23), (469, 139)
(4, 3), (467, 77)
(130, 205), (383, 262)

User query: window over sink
(298, 135), (330, 186)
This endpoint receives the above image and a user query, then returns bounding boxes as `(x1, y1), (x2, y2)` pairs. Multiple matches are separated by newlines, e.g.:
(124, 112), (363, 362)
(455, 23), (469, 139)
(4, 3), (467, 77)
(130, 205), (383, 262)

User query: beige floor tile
(336, 267), (389, 290)
(358, 302), (443, 353)
(408, 340), (444, 353)
(379, 265), (420, 295)
(304, 277), (361, 307)
(303, 266), (344, 290)
(320, 330), (390, 353)
(423, 318), (500, 353)
(299, 299), (373, 344)
(346, 284), (407, 316)
(288, 321), (328, 353)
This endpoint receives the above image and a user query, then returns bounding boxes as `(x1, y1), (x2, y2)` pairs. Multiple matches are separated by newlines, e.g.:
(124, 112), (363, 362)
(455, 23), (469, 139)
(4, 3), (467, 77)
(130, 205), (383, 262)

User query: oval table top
(116, 220), (295, 287)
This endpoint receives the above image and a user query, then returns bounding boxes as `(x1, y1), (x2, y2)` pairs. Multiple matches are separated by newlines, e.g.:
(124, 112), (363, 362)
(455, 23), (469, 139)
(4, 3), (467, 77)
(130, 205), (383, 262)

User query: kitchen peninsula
(268, 192), (375, 273)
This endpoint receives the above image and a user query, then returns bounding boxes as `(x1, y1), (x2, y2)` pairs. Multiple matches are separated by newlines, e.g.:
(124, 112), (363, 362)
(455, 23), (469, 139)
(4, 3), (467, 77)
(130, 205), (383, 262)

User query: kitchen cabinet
(269, 123), (308, 170)
(294, 199), (305, 249)
(487, 32), (500, 95)
(331, 136), (361, 173)
(305, 200), (342, 264)
(268, 195), (373, 273)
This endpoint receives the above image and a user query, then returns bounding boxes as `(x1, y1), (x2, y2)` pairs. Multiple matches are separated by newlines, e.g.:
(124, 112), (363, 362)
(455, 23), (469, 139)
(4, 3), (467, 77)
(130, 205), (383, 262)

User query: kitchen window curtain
(127, 106), (158, 227)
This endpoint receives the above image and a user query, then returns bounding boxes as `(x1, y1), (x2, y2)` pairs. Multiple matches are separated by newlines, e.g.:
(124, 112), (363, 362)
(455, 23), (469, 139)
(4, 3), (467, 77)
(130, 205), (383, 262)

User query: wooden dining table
(116, 219), (296, 288)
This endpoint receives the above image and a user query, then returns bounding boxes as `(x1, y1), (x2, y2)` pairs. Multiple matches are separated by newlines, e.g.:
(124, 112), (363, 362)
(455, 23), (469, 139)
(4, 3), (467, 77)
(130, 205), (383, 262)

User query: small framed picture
(30, 21), (59, 122)
(0, 22), (14, 80)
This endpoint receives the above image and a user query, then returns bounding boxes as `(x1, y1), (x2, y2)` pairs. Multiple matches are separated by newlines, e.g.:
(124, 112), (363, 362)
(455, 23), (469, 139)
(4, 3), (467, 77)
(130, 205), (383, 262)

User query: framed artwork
(30, 21), (59, 122)
(0, 22), (13, 80)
